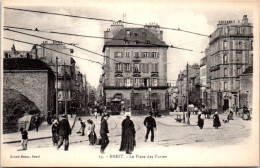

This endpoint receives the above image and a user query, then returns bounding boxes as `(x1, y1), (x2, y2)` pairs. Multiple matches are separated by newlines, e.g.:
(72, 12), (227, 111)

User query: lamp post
(148, 88), (152, 111)
(246, 91), (249, 107)
(182, 95), (186, 123)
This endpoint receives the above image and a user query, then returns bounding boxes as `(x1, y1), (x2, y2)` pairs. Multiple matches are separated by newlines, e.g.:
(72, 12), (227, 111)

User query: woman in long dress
(87, 119), (97, 145)
(197, 112), (204, 129)
(119, 115), (136, 154)
(213, 112), (221, 129)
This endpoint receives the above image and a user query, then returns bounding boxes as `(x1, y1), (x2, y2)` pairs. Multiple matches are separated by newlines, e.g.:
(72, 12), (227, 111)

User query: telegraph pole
(64, 62), (67, 115)
(56, 57), (59, 119)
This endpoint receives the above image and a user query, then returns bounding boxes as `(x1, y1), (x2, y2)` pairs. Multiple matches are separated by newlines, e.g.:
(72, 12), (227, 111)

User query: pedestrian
(87, 119), (97, 145)
(227, 108), (234, 121)
(51, 119), (59, 146)
(34, 115), (40, 132)
(119, 114), (136, 154)
(186, 109), (191, 125)
(78, 118), (86, 136)
(57, 114), (71, 151)
(100, 114), (110, 154)
(47, 111), (52, 125)
(94, 109), (98, 119)
(20, 127), (28, 150)
(213, 112), (221, 129)
(144, 112), (156, 142)
(197, 112), (204, 129)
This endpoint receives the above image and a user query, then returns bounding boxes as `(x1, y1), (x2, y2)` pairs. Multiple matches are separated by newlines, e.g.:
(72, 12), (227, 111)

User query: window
(237, 27), (241, 34)
(125, 63), (131, 71)
(152, 63), (158, 72)
(58, 80), (62, 89)
(224, 82), (228, 91)
(125, 78), (131, 86)
(151, 78), (158, 86)
(115, 52), (123, 58)
(143, 78), (150, 86)
(143, 52), (148, 58)
(134, 78), (140, 87)
(237, 68), (241, 76)
(223, 41), (227, 50)
(125, 52), (130, 58)
(133, 63), (140, 72)
(223, 54), (228, 63)
(142, 63), (149, 73)
(237, 41), (242, 49)
(134, 33), (138, 37)
(116, 63), (122, 71)
(116, 78), (124, 86)
(152, 52), (159, 58)
(124, 40), (129, 45)
(134, 52), (140, 58)
(126, 30), (130, 37)
(224, 68), (228, 77)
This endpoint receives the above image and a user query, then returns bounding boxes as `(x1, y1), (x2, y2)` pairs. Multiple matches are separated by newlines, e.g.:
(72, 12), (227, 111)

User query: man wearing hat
(144, 112), (157, 142)
(57, 114), (71, 151)
(100, 114), (110, 154)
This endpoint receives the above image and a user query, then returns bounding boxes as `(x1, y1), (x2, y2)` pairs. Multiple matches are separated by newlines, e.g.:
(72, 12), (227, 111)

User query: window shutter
(147, 64), (150, 73)
(140, 63), (143, 73)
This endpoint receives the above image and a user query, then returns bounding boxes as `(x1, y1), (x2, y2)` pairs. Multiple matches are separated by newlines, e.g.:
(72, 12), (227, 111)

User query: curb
(3, 115), (77, 144)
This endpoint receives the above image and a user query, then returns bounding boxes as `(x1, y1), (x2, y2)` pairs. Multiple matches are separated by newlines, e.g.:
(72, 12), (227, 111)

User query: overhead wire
(4, 28), (125, 64)
(4, 7), (210, 37)
(4, 26), (203, 53)
(4, 37), (104, 66)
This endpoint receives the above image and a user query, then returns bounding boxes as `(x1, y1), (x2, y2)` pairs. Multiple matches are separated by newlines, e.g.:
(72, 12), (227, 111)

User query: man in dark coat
(213, 112), (221, 129)
(144, 112), (156, 142)
(34, 115), (40, 132)
(119, 115), (136, 154)
(57, 114), (71, 151)
(100, 114), (109, 154)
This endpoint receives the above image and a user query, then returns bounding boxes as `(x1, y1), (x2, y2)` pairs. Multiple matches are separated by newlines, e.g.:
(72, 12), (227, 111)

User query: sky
(3, 0), (255, 88)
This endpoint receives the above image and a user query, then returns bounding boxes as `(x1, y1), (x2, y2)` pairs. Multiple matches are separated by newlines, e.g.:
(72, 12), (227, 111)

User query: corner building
(102, 22), (169, 115)
(208, 15), (253, 112)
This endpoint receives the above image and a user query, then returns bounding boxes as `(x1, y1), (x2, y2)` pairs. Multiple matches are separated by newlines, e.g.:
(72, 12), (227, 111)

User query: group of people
(197, 111), (221, 129)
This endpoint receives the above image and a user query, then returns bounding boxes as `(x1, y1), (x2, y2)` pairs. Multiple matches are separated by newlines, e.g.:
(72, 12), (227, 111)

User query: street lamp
(246, 91), (249, 107)
(182, 95), (186, 123)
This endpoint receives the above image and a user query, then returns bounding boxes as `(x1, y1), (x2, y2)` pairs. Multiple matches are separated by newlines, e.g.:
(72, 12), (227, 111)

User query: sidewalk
(3, 115), (77, 144)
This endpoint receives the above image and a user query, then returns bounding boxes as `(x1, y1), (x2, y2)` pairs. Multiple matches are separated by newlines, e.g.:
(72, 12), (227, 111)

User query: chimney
(144, 23), (162, 40)
(111, 21), (124, 36)
(242, 15), (248, 24)
(104, 28), (112, 43)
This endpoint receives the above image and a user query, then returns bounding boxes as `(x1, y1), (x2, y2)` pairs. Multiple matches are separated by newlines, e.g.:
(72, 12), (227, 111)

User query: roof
(4, 58), (54, 76)
(242, 66), (253, 74)
(103, 28), (167, 52)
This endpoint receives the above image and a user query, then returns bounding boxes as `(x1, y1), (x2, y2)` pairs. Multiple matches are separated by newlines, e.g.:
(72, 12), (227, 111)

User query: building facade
(102, 22), (169, 115)
(208, 15), (253, 112)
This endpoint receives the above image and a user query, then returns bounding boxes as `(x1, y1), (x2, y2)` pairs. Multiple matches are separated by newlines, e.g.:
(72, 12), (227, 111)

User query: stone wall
(3, 70), (54, 115)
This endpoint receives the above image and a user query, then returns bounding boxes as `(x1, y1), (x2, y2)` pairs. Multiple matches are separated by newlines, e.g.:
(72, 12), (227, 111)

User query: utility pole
(186, 63), (189, 111)
(64, 62), (67, 115)
(56, 57), (59, 119)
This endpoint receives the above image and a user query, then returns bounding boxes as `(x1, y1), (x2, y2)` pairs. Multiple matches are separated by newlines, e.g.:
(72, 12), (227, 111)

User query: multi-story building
(176, 63), (201, 111)
(208, 15), (253, 112)
(36, 41), (75, 114)
(102, 22), (169, 115)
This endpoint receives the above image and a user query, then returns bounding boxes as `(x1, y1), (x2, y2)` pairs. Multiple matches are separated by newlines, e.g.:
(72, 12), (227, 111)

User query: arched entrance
(151, 93), (160, 110)
(111, 93), (124, 114)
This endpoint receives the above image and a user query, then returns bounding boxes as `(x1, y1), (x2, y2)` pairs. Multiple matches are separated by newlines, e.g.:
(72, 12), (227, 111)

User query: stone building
(3, 58), (55, 115)
(239, 66), (253, 109)
(102, 22), (169, 115)
(200, 56), (207, 107)
(208, 15), (253, 112)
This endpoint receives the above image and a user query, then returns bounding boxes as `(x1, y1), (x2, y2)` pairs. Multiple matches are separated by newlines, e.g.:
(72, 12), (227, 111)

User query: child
(20, 127), (28, 150)
(78, 118), (86, 136)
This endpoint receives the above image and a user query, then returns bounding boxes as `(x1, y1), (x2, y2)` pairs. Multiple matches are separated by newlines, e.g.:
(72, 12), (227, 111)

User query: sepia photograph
(1, 0), (259, 167)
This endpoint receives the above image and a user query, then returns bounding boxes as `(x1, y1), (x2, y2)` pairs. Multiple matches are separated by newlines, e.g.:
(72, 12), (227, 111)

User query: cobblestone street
(2, 113), (254, 167)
